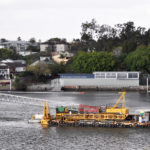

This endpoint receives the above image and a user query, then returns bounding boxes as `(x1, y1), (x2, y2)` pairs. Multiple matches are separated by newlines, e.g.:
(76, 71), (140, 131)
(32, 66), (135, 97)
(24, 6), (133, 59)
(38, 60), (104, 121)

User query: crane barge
(31, 92), (150, 128)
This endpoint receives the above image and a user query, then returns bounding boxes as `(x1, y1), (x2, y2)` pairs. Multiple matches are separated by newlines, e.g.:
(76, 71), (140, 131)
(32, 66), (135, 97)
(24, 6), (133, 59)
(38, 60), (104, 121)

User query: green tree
(72, 51), (115, 73)
(13, 77), (27, 91)
(27, 62), (51, 78)
(124, 45), (150, 73)
(50, 63), (66, 75)
(0, 48), (22, 60)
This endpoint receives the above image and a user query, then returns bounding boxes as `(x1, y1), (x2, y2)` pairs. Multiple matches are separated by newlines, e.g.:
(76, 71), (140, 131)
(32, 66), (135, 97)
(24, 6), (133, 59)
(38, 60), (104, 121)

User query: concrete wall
(60, 78), (139, 88)
(27, 83), (52, 91)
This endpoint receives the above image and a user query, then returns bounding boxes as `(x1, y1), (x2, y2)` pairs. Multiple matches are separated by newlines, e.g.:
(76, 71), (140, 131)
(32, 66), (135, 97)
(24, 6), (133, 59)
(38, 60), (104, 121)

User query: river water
(0, 91), (150, 150)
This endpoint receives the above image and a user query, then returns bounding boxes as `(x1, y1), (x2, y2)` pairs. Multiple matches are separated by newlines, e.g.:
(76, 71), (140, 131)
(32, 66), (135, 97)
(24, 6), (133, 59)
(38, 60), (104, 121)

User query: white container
(34, 114), (43, 120)
(144, 113), (149, 122)
(139, 116), (143, 123)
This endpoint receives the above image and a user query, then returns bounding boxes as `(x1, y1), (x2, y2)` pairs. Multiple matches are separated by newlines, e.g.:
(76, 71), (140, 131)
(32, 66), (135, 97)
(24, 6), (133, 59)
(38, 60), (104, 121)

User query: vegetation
(50, 63), (66, 75)
(27, 62), (51, 80)
(0, 48), (22, 60)
(73, 19), (150, 53)
(24, 53), (40, 64)
(124, 45), (150, 73)
(13, 77), (27, 91)
(72, 51), (115, 73)
(70, 20), (150, 74)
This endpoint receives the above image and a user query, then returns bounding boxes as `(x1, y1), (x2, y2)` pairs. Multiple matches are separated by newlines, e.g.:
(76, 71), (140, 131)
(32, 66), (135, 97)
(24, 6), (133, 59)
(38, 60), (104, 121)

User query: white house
(40, 43), (49, 52)
(40, 42), (70, 53)
(55, 44), (70, 52)
(0, 63), (10, 80)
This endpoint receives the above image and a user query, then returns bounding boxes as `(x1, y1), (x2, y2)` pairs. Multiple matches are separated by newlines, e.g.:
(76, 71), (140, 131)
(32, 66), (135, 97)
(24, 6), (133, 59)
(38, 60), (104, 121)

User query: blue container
(59, 74), (94, 79)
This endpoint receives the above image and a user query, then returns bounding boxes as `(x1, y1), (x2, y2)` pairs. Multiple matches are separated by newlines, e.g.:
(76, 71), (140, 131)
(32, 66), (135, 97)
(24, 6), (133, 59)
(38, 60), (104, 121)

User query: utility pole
(147, 77), (149, 93)
(10, 79), (12, 91)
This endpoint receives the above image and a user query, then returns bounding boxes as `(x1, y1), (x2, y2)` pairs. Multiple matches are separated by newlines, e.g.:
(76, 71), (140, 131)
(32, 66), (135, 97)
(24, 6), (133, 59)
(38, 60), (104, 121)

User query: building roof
(0, 40), (29, 45)
(5, 62), (26, 68)
(0, 62), (8, 69)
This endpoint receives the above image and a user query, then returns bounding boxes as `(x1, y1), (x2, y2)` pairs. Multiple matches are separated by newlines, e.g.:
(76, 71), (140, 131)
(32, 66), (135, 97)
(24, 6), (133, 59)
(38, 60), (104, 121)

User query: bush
(13, 78), (27, 91)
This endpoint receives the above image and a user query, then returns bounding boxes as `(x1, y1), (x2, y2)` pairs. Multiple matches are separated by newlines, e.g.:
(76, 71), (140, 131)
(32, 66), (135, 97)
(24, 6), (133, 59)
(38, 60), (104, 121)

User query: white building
(40, 56), (51, 61)
(60, 72), (140, 89)
(1, 59), (26, 73)
(40, 42), (70, 53)
(40, 43), (49, 52)
(0, 41), (30, 52)
(0, 63), (10, 80)
(18, 51), (37, 56)
(55, 44), (70, 52)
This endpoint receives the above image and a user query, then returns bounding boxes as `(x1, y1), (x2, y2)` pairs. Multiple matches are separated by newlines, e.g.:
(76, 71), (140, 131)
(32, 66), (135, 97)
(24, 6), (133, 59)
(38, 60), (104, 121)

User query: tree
(50, 63), (66, 75)
(29, 38), (36, 44)
(26, 45), (40, 52)
(17, 36), (21, 41)
(47, 38), (67, 44)
(0, 38), (8, 43)
(14, 77), (27, 91)
(80, 19), (98, 51)
(0, 48), (22, 60)
(27, 62), (51, 78)
(124, 45), (150, 73)
(72, 51), (115, 73)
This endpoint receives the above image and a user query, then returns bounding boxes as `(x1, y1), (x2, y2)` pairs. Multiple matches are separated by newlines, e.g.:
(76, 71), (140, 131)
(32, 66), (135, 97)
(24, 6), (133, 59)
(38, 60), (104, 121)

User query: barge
(31, 92), (150, 128)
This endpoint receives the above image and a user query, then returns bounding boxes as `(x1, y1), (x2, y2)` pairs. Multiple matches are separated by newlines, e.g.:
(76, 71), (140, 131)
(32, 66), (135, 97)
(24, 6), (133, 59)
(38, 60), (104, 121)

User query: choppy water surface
(0, 91), (150, 150)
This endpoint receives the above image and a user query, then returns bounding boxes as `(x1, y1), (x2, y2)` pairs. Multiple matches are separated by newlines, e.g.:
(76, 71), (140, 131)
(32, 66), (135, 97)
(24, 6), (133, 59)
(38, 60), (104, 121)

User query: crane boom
(113, 92), (126, 108)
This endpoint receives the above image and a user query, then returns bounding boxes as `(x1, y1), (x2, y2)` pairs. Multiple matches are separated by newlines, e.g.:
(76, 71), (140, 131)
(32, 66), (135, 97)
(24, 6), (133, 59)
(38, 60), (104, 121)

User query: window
(95, 72), (105, 78)
(106, 72), (116, 78)
(117, 73), (127, 79)
(128, 73), (138, 79)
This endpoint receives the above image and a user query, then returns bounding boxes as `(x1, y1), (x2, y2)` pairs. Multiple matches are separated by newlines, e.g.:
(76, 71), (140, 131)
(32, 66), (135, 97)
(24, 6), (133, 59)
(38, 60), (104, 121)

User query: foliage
(26, 45), (40, 52)
(0, 48), (22, 60)
(27, 62), (51, 77)
(75, 19), (150, 54)
(29, 37), (36, 44)
(13, 77), (27, 91)
(24, 52), (40, 65)
(124, 45), (150, 73)
(50, 63), (66, 75)
(18, 71), (34, 77)
(72, 51), (115, 73)
(47, 38), (67, 44)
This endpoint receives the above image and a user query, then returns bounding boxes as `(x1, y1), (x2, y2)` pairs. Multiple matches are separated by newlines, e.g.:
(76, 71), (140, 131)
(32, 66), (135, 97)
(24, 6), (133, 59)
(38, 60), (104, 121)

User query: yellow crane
(41, 101), (51, 125)
(106, 92), (129, 118)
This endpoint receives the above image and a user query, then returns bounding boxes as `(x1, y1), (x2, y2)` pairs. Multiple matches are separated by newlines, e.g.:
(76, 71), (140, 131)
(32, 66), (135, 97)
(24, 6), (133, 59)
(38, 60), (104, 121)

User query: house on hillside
(0, 63), (10, 80)
(0, 41), (29, 52)
(1, 59), (26, 73)
(40, 42), (71, 53)
(0, 40), (39, 56)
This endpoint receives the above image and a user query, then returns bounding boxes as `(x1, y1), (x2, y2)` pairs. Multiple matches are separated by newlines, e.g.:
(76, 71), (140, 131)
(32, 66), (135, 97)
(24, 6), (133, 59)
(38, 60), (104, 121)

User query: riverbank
(61, 85), (150, 92)
(0, 85), (149, 92)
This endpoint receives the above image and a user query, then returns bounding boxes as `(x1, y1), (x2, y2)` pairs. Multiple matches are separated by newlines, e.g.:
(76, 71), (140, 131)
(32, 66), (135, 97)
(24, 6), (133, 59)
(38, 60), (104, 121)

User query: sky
(0, 0), (150, 42)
